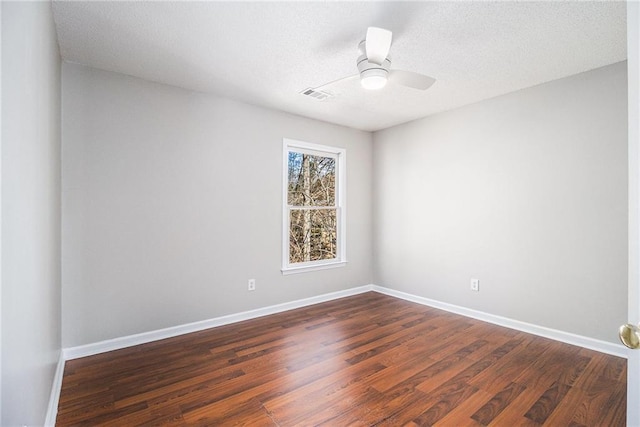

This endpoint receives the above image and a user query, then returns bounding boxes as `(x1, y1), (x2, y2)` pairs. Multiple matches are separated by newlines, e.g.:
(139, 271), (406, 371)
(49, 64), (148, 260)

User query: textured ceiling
(52, 1), (627, 132)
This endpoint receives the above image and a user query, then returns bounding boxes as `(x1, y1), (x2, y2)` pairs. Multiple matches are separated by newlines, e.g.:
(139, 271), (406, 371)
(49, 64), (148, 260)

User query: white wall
(1, 3), (4, 421)
(373, 62), (628, 344)
(626, 2), (640, 424)
(61, 63), (373, 347)
(1, 2), (62, 426)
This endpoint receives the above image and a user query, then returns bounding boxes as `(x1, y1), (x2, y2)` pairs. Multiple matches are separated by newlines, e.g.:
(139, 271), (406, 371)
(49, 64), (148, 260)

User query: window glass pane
(289, 208), (337, 263)
(287, 151), (335, 207)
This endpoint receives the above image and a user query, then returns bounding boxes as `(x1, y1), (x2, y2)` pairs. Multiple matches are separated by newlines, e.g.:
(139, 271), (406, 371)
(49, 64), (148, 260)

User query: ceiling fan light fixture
(360, 68), (388, 90)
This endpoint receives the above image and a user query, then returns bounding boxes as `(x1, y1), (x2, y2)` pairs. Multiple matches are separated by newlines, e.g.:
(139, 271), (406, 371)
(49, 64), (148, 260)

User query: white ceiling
(52, 1), (627, 132)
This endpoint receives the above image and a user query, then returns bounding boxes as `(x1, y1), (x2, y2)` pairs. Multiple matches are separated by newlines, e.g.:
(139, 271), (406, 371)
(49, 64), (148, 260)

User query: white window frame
(282, 138), (346, 274)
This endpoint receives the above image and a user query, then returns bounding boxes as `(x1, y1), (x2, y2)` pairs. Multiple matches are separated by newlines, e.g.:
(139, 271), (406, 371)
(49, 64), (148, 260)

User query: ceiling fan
(318, 27), (436, 92)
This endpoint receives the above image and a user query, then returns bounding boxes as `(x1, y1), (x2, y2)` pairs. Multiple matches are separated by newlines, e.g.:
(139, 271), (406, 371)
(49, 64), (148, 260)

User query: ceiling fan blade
(365, 27), (392, 65)
(390, 70), (436, 90)
(314, 74), (359, 92)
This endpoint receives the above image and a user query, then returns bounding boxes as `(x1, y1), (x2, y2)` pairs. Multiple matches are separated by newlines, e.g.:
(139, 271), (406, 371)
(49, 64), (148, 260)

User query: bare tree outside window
(287, 151), (337, 264)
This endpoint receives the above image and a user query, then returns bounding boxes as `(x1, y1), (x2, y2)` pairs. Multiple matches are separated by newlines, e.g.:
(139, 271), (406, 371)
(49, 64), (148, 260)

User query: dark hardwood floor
(56, 292), (627, 426)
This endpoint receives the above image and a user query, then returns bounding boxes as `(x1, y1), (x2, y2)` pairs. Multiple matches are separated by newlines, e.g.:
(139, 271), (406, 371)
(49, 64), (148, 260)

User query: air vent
(300, 88), (332, 101)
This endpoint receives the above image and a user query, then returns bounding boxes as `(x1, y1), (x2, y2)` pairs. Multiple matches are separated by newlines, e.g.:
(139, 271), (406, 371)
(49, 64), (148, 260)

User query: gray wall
(62, 61), (628, 349)
(373, 62), (628, 344)
(1, 2), (62, 426)
(61, 63), (373, 347)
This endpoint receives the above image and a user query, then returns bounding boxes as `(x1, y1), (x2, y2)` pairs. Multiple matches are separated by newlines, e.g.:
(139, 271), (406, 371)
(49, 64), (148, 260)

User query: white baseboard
(44, 352), (65, 427)
(63, 285), (374, 360)
(370, 285), (628, 358)
(62, 283), (627, 362)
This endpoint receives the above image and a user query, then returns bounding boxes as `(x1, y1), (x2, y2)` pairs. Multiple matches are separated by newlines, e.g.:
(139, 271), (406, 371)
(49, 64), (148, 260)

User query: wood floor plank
(470, 334), (553, 394)
(433, 387), (493, 427)
(597, 380), (627, 427)
(484, 382), (550, 426)
(524, 381), (572, 424)
(186, 359), (386, 425)
(569, 375), (626, 427)
(471, 381), (527, 425)
(56, 292), (627, 426)
(261, 360), (386, 422)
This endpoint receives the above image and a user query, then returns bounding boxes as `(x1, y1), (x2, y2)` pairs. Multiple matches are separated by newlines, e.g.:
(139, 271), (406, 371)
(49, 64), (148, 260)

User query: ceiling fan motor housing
(357, 40), (391, 79)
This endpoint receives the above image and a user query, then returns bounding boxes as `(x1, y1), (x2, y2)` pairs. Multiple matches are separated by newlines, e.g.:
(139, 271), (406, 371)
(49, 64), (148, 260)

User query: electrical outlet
(470, 278), (480, 292)
(248, 279), (256, 291)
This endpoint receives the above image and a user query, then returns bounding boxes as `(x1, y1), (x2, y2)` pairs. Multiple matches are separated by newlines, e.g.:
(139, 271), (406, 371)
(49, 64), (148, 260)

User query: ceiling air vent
(300, 88), (332, 101)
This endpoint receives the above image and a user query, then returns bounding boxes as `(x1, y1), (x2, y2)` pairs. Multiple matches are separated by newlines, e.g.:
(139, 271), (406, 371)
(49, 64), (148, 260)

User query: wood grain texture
(56, 292), (626, 426)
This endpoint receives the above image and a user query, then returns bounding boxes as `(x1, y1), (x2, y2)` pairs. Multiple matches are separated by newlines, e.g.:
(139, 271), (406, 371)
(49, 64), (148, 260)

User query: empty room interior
(2, 1), (640, 426)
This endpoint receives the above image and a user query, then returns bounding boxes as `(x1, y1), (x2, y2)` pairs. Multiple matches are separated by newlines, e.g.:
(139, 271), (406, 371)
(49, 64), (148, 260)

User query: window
(282, 139), (346, 274)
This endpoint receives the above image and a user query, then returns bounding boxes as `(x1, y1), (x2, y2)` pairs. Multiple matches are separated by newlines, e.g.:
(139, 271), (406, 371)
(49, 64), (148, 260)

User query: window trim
(282, 138), (346, 274)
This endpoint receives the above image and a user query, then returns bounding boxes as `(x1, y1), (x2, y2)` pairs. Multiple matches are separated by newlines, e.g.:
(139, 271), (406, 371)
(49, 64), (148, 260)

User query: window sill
(281, 261), (347, 275)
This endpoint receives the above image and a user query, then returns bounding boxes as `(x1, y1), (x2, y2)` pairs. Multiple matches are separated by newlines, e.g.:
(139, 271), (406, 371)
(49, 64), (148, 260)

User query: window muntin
(282, 140), (346, 273)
